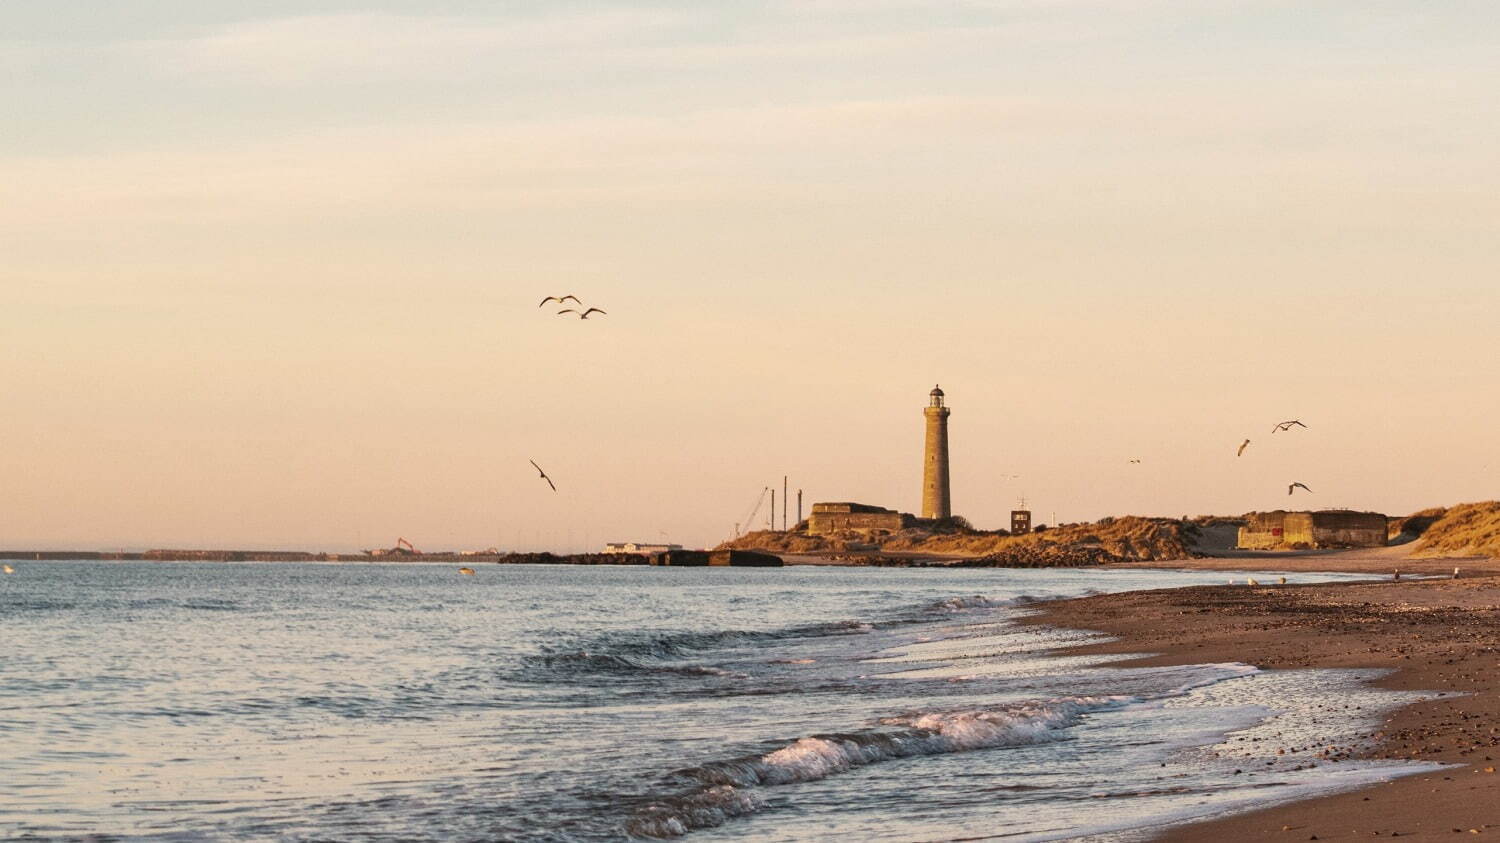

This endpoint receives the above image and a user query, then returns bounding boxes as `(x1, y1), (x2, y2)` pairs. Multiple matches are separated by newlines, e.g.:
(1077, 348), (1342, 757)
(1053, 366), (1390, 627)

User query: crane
(362, 537), (423, 557)
(735, 487), (770, 536)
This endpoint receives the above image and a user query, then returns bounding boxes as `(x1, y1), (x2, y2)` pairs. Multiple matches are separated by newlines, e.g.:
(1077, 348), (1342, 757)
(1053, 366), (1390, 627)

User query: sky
(3, 1), (1497, 552)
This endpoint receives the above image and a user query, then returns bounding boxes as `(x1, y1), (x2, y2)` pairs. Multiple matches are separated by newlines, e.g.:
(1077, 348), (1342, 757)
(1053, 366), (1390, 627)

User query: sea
(0, 561), (1440, 841)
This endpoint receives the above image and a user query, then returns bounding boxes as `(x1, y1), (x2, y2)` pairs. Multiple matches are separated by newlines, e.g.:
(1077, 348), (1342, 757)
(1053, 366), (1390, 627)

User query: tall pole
(770, 489), (775, 531)
(782, 476), (788, 532)
(797, 489), (803, 528)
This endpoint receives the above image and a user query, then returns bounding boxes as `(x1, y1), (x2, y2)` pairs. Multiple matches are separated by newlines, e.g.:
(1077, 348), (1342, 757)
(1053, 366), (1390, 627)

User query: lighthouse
(922, 385), (952, 520)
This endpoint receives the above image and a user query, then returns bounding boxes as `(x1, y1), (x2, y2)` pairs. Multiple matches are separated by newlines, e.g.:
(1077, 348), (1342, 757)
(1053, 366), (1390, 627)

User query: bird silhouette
(557, 308), (606, 319)
(1272, 420), (1307, 433)
(530, 460), (557, 492)
(537, 295), (581, 308)
(1237, 439), (1251, 457)
(1128, 459), (1142, 464)
(1288, 482), (1313, 495)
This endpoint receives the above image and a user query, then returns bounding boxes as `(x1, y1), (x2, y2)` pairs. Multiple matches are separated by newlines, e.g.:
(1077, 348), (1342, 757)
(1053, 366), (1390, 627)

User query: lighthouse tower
(921, 385), (952, 520)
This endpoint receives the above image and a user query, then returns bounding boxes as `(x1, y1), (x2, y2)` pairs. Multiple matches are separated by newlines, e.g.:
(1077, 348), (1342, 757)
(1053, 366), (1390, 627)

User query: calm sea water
(1, 562), (1436, 841)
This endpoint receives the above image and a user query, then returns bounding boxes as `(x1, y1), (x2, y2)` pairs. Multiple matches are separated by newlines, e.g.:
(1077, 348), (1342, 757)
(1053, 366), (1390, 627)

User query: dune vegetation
(717, 515), (1229, 564)
(721, 504), (1500, 564)
(1407, 502), (1500, 558)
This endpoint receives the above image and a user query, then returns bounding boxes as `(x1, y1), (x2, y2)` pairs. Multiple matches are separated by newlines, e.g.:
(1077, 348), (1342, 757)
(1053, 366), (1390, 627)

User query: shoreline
(1021, 560), (1500, 840)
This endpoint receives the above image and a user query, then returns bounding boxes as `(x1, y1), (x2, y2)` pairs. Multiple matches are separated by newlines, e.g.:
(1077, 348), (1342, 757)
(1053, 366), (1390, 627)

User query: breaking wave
(626, 695), (1131, 837)
(929, 594), (1020, 611)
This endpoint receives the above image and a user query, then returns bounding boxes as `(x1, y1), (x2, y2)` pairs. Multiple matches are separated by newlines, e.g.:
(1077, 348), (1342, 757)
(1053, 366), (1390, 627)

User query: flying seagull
(1128, 459), (1142, 464)
(1237, 439), (1251, 457)
(529, 460), (557, 492)
(1288, 482), (1313, 495)
(557, 308), (607, 319)
(538, 295), (581, 308)
(1272, 420), (1308, 433)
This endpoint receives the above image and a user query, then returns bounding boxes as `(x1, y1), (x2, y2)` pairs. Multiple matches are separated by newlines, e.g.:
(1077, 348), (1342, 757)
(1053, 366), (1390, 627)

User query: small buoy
(1, 564), (12, 574)
(458, 567), (476, 575)
(1278, 576), (1287, 585)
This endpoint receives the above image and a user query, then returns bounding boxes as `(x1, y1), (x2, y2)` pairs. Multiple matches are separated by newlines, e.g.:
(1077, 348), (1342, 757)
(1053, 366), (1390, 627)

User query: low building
(1238, 510), (1387, 550)
(807, 502), (907, 536)
(603, 542), (683, 555)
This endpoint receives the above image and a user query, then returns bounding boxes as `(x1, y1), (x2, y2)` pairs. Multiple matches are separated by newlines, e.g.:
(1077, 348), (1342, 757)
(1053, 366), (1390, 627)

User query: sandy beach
(1116, 544), (1500, 579)
(1026, 551), (1500, 840)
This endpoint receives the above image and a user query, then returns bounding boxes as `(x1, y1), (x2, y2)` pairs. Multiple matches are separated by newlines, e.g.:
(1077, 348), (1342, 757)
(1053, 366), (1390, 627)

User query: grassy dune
(881, 516), (1201, 560)
(1409, 501), (1500, 558)
(717, 516), (1212, 563)
(720, 503), (1500, 563)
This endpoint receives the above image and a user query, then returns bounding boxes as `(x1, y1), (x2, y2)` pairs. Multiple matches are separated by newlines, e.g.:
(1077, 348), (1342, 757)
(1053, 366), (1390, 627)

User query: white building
(602, 542), (684, 555)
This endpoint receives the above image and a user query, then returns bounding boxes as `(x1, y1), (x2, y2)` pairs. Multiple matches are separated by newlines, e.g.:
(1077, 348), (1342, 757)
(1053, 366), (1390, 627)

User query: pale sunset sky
(3, 1), (1496, 551)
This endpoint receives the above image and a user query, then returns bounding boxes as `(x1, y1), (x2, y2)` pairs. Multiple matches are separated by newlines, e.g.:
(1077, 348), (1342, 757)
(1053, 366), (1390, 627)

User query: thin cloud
(768, 0), (1244, 12)
(116, 2), (1234, 85)
(0, 96), (1066, 222)
(127, 10), (692, 84)
(5, 88), (1483, 231)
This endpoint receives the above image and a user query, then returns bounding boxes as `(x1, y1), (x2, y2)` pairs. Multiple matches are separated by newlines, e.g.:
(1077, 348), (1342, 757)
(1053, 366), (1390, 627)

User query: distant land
(720, 500), (1500, 567)
(0, 549), (644, 565)
(6, 501), (1497, 568)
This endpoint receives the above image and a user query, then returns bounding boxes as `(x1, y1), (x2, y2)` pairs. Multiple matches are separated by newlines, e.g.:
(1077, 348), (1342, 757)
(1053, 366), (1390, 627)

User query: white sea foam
(1160, 662), (1260, 696)
(628, 695), (1132, 837)
(931, 594), (1017, 611)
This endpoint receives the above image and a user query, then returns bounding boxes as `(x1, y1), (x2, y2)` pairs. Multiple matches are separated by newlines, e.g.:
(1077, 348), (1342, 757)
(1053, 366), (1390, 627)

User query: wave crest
(930, 594), (1015, 611)
(627, 695), (1130, 837)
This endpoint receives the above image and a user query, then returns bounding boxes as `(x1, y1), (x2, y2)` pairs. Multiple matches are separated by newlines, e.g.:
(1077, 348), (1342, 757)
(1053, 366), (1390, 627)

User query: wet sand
(1026, 555), (1500, 840)
(1118, 543), (1500, 578)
